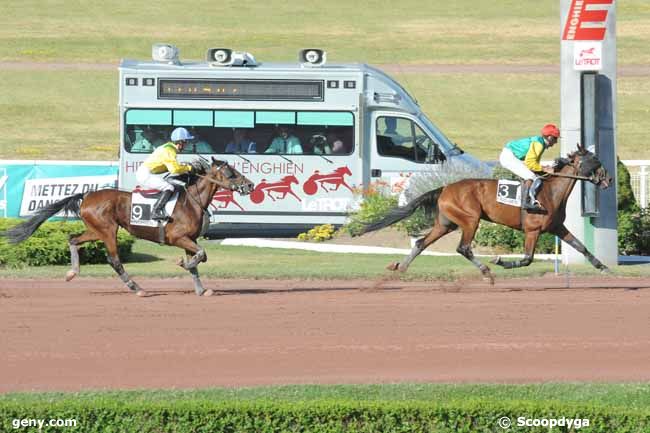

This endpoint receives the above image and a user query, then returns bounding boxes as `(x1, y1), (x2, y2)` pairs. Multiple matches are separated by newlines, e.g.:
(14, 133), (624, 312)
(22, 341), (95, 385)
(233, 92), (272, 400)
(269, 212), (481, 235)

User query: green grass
(1, 239), (648, 279)
(3, 383), (650, 408)
(2, 0), (650, 65)
(1, 70), (648, 161)
(1, 1), (649, 160)
(0, 70), (117, 160)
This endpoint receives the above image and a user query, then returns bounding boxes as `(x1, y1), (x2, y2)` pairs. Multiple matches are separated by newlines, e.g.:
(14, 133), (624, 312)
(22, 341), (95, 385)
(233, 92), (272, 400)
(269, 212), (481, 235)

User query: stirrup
(151, 209), (169, 221)
(524, 199), (544, 211)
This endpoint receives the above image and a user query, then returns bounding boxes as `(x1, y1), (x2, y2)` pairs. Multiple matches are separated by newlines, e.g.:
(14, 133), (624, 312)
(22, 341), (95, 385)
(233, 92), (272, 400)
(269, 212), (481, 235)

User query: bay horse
(2, 158), (254, 297)
(355, 143), (613, 282)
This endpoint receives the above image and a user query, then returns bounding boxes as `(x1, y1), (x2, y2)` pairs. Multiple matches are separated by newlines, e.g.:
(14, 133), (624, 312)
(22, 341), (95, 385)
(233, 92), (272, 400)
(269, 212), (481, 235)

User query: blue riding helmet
(171, 127), (194, 142)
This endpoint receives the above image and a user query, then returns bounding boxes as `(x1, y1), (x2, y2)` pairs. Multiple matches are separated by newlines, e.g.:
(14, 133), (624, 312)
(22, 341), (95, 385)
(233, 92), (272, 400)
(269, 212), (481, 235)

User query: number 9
(133, 205), (143, 220)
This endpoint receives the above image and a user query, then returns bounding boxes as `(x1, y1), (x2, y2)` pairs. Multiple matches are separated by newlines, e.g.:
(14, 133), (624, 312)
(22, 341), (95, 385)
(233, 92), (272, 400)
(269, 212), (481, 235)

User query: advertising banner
(0, 161), (118, 218)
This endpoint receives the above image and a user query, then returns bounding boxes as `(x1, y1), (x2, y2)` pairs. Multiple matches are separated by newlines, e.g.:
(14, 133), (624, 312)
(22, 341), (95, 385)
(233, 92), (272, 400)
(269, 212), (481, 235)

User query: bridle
(184, 162), (240, 210)
(545, 155), (601, 183)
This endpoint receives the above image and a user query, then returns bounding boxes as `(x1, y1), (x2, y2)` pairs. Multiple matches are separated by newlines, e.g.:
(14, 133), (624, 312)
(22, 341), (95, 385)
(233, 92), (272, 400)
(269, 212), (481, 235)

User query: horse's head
(282, 175), (299, 184)
(561, 143), (612, 189)
(337, 166), (352, 176)
(208, 157), (255, 195)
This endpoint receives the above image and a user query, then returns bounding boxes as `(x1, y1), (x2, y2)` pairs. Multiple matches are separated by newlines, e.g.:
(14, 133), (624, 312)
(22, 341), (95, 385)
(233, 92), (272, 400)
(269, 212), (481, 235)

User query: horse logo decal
(303, 166), (353, 195)
(250, 175), (302, 204)
(211, 189), (245, 211)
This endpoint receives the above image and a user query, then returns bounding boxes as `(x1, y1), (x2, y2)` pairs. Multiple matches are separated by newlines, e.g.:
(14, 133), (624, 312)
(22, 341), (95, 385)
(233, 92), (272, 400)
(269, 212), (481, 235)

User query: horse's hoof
(176, 257), (186, 267)
(600, 267), (611, 275)
(489, 256), (502, 265)
(136, 289), (147, 297)
(483, 274), (495, 285)
(386, 262), (399, 271)
(65, 270), (77, 282)
(202, 289), (215, 297)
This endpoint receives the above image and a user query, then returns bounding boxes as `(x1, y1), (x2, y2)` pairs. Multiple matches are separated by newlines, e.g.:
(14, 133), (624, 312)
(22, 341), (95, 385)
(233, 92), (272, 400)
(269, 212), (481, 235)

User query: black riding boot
(152, 189), (174, 220)
(523, 177), (544, 211)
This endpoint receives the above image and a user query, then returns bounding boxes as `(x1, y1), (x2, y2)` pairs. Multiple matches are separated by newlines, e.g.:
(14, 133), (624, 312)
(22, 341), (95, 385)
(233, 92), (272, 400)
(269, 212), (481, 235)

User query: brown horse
(3, 158), (254, 296)
(356, 144), (613, 282)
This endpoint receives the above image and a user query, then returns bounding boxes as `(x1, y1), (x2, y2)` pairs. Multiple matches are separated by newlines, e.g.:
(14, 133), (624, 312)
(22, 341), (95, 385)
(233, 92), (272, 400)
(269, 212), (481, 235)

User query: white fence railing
(624, 160), (649, 209)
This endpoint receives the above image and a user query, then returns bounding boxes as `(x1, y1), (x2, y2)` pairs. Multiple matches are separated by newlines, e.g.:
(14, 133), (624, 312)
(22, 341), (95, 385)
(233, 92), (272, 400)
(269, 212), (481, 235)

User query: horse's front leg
(491, 230), (540, 269)
(552, 225), (609, 273)
(184, 250), (213, 297)
(173, 238), (212, 296)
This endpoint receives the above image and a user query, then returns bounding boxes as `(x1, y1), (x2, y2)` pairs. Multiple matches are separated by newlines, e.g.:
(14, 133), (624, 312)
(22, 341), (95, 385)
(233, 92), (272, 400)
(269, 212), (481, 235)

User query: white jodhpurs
(135, 165), (175, 191)
(499, 148), (536, 180)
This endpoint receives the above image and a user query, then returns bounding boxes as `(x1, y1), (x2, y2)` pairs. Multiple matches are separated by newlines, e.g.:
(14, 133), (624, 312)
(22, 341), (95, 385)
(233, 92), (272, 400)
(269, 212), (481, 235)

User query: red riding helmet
(541, 124), (560, 138)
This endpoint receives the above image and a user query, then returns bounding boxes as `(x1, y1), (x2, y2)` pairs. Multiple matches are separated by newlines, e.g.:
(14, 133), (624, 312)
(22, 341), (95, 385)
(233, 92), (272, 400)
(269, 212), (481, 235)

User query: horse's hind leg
(387, 219), (456, 272)
(66, 230), (100, 281)
(456, 222), (494, 284)
(102, 225), (145, 296)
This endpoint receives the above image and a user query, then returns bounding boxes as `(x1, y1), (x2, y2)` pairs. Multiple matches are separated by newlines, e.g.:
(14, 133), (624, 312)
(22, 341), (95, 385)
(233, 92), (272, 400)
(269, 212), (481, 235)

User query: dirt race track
(1, 275), (650, 392)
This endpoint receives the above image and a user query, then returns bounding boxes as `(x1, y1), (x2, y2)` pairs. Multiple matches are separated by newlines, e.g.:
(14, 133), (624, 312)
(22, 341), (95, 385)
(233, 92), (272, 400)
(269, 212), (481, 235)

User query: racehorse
(355, 144), (613, 283)
(2, 158), (254, 297)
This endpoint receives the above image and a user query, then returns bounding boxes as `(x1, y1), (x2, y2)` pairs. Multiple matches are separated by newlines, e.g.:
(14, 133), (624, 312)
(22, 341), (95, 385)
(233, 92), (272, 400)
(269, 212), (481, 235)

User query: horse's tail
(354, 187), (444, 236)
(2, 192), (85, 244)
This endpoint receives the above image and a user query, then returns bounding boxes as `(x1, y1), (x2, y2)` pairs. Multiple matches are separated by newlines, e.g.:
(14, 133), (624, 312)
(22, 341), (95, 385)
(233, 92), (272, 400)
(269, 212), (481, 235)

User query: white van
(118, 45), (485, 237)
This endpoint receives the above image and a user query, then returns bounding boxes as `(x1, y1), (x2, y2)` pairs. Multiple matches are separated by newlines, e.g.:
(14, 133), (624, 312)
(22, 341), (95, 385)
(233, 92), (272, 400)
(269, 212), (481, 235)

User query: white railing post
(640, 165), (648, 209)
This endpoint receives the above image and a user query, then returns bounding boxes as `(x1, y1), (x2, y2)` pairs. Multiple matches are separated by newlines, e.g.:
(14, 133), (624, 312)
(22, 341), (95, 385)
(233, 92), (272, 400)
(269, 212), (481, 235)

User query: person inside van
(310, 133), (331, 155)
(328, 132), (346, 154)
(180, 127), (214, 154)
(130, 126), (154, 153)
(382, 117), (407, 146)
(265, 125), (302, 154)
(225, 128), (257, 153)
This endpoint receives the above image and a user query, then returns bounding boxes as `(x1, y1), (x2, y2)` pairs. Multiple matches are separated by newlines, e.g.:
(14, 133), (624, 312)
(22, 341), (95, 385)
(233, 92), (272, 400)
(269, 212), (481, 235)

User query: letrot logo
(574, 41), (602, 70)
(562, 0), (614, 41)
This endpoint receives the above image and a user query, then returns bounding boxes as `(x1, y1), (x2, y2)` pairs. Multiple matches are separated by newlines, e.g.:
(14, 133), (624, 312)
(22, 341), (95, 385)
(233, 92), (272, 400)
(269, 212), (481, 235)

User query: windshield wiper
(317, 154), (333, 164)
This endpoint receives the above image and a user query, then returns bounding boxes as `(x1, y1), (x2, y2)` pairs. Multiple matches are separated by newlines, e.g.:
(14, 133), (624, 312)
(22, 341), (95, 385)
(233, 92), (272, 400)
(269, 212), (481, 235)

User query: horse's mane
(184, 158), (211, 186)
(553, 149), (588, 172)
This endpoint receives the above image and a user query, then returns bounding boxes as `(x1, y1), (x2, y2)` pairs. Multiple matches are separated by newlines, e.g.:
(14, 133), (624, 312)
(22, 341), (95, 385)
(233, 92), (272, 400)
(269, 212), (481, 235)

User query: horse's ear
(211, 156), (216, 165)
(576, 142), (585, 154)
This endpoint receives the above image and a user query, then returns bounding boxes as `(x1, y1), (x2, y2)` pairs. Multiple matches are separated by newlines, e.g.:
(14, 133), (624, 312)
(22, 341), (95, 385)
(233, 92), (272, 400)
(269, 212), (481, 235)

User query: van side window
(124, 109), (355, 156)
(376, 116), (446, 164)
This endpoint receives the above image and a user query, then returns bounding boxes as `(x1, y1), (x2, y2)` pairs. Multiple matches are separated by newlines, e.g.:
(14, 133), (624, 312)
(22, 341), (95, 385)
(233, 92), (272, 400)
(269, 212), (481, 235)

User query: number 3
(498, 184), (509, 198)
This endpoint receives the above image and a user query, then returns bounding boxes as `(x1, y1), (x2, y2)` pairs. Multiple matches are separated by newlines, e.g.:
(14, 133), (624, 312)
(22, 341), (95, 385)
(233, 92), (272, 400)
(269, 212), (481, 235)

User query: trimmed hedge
(0, 219), (135, 268)
(0, 399), (648, 433)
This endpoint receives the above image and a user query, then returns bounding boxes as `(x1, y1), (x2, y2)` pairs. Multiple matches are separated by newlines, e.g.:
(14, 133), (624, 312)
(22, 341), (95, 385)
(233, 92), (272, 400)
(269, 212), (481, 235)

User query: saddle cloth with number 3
(130, 189), (179, 227)
(495, 179), (523, 207)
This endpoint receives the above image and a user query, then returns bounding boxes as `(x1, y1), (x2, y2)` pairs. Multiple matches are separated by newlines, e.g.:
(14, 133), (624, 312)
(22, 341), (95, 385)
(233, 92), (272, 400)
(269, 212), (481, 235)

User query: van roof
(119, 59), (373, 74)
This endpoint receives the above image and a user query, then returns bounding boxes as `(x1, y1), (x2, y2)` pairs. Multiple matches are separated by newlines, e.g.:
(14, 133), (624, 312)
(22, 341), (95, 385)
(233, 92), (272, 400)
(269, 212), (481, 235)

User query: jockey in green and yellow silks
(499, 124), (560, 211)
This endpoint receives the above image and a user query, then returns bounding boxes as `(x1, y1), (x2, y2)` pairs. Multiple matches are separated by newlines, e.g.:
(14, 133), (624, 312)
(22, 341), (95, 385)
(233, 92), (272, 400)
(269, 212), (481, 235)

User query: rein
(196, 173), (233, 190)
(546, 172), (593, 181)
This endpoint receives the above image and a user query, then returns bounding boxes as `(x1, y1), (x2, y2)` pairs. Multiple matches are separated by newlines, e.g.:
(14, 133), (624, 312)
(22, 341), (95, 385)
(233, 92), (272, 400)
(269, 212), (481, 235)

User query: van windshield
(417, 113), (456, 154)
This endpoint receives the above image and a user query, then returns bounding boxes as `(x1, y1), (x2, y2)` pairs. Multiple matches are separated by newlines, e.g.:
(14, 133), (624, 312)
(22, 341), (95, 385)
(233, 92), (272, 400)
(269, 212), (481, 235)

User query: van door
(370, 112), (447, 193)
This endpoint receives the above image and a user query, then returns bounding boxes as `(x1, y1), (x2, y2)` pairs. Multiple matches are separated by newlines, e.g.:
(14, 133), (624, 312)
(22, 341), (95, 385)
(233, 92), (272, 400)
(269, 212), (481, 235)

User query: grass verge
(1, 384), (650, 433)
(1, 239), (648, 280)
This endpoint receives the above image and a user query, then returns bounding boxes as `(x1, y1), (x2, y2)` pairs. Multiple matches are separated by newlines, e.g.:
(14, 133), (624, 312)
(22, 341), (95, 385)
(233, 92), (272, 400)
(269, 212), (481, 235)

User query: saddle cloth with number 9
(130, 188), (179, 227)
(495, 179), (523, 207)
